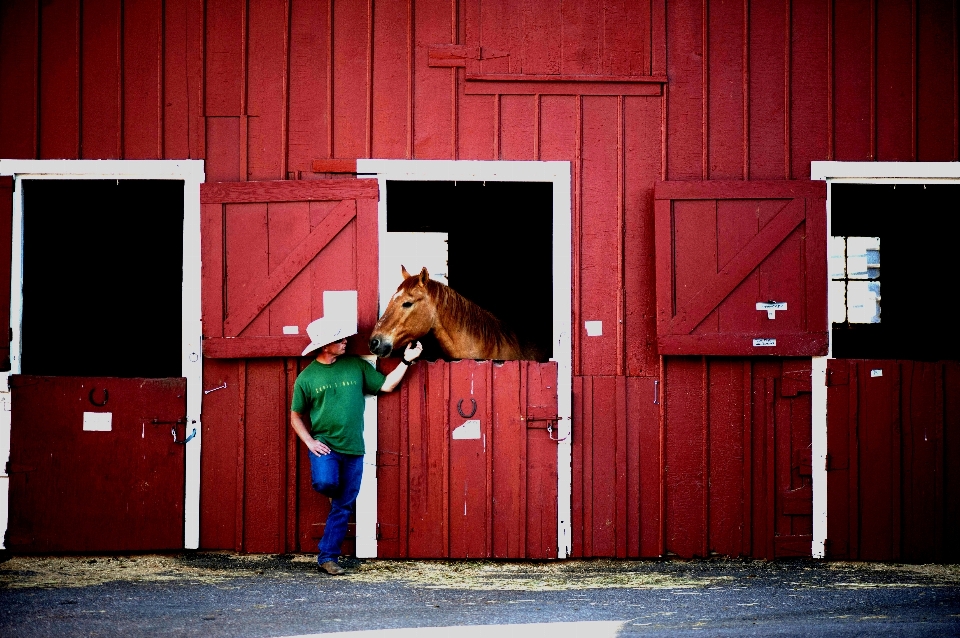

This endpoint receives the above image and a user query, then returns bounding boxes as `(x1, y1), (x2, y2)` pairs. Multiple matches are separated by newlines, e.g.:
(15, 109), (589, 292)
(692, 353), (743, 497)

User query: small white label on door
(282, 325), (299, 335)
(585, 321), (603, 336)
(753, 338), (777, 347)
(452, 420), (481, 440)
(83, 412), (112, 432)
(871, 369), (883, 377)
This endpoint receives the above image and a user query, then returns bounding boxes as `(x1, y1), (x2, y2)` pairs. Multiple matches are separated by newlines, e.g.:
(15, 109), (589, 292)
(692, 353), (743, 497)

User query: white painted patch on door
(83, 412), (112, 432)
(452, 420), (481, 439)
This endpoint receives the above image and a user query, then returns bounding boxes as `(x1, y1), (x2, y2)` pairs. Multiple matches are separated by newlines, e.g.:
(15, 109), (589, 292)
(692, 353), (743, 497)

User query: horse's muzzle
(368, 336), (393, 357)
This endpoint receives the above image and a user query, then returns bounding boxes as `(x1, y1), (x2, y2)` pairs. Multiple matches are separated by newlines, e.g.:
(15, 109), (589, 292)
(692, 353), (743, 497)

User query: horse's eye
(402, 301), (413, 308)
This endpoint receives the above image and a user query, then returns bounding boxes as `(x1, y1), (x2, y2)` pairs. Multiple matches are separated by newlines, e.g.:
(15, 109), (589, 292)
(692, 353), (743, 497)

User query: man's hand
(403, 341), (423, 364)
(306, 439), (331, 457)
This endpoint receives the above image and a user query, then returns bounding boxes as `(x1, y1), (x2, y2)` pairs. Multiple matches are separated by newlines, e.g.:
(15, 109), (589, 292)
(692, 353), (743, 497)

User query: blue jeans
(310, 449), (364, 564)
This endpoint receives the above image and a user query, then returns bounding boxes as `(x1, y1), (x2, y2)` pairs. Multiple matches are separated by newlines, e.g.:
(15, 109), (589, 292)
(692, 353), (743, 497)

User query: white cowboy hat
(301, 290), (359, 356)
(301, 317), (358, 356)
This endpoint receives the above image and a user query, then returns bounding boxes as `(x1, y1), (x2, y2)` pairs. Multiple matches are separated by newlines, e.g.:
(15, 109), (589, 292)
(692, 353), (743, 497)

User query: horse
(369, 266), (545, 361)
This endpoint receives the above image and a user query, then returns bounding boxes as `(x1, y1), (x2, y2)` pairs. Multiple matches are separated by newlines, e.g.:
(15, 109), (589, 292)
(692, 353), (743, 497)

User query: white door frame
(809, 161), (960, 558)
(0, 159), (205, 550)
(357, 159), (573, 558)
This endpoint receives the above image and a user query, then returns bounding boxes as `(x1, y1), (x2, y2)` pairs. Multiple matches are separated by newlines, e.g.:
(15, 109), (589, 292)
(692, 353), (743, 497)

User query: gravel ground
(2, 553), (959, 637)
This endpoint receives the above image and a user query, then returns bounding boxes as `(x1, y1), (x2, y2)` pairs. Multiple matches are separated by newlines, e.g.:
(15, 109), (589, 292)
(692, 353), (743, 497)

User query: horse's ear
(419, 267), (430, 284)
(401, 265), (411, 280)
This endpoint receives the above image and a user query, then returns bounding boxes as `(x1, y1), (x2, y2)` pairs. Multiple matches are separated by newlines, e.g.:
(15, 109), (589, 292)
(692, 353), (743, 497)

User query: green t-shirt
(291, 355), (386, 455)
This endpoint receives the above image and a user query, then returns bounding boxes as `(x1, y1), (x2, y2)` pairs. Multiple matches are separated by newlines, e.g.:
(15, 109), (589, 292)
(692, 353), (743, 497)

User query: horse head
(369, 266), (435, 357)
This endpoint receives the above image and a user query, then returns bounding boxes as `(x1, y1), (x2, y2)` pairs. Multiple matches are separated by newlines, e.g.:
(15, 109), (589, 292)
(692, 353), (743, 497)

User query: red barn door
(377, 359), (559, 559)
(199, 178), (379, 554)
(654, 180), (827, 356)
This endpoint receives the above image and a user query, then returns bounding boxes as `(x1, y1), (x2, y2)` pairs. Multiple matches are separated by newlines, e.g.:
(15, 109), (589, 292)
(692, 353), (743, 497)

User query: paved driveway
(2, 553), (958, 637)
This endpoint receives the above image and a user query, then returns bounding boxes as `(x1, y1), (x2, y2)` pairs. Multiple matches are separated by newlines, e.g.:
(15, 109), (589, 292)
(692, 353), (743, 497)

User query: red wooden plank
(615, 376), (628, 557)
(247, 0), (288, 179)
(500, 95), (537, 160)
(624, 95), (661, 376)
(707, 360), (746, 556)
(658, 334), (828, 358)
(664, 0), (702, 179)
(311, 159), (358, 173)
(288, 0), (331, 172)
(376, 361), (404, 557)
(916, 0), (958, 161)
(332, 0), (370, 158)
(0, 0), (39, 158)
(205, 0), (243, 117)
(406, 362), (446, 557)
(355, 197), (380, 339)
(707, 0), (745, 179)
(199, 360), (241, 549)
(123, 0), (163, 159)
(448, 361), (491, 557)
(162, 0), (203, 159)
(876, 0), (915, 160)
(224, 198), (355, 336)
(832, 0), (873, 160)
(493, 362), (524, 557)
(580, 96), (620, 376)
(747, 0), (787, 178)
(716, 200), (762, 335)
(524, 361), (559, 558)
(901, 362), (944, 562)
(242, 361), (287, 553)
(81, 0), (122, 159)
(201, 179), (378, 203)
(205, 117), (242, 182)
(571, 376), (587, 557)
(601, 0), (651, 76)
(655, 180), (825, 200)
(664, 357), (707, 558)
(369, 0), (409, 156)
(857, 360), (900, 560)
(944, 362), (960, 562)
(203, 337), (310, 359)
(224, 202), (270, 338)
(636, 376), (662, 557)
(200, 202), (225, 339)
(561, 0), (602, 75)
(39, 0), (80, 159)
(474, 0), (521, 76)
(789, 0), (829, 178)
(413, 0), (455, 159)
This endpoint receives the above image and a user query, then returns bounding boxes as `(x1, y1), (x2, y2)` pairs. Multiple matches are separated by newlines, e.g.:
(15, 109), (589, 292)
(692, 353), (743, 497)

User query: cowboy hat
(301, 316), (358, 356)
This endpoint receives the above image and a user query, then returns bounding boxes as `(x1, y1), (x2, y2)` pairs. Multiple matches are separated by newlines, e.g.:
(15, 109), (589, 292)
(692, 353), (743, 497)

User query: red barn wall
(1, 0), (958, 557)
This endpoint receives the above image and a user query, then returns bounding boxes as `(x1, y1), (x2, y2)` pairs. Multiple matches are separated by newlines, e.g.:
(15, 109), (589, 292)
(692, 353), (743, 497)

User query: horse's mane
(424, 279), (521, 355)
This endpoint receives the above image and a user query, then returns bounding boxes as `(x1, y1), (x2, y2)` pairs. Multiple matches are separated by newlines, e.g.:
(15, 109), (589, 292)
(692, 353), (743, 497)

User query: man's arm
(380, 341), (424, 392)
(291, 410), (330, 456)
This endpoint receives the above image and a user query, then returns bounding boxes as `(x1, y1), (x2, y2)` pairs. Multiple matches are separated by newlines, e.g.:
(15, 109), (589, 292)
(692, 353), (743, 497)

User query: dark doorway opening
(386, 181), (553, 360)
(831, 183), (959, 360)
(20, 180), (184, 377)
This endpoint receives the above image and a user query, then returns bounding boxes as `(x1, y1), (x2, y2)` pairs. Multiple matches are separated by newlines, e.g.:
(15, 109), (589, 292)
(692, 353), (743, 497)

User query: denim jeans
(310, 449), (364, 564)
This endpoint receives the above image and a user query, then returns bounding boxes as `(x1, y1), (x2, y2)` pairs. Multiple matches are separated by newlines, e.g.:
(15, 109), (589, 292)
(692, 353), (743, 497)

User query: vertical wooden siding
(2, 0), (957, 557)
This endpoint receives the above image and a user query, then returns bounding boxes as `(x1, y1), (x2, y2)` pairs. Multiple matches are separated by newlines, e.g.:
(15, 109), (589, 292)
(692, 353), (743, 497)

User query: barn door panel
(199, 178), (379, 555)
(200, 179), (380, 355)
(655, 181), (827, 356)
(377, 359), (559, 559)
(6, 376), (187, 552)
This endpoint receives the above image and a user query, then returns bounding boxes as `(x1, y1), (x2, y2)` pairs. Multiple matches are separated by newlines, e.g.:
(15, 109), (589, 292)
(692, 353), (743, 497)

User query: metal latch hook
(457, 398), (477, 419)
(172, 426), (197, 445)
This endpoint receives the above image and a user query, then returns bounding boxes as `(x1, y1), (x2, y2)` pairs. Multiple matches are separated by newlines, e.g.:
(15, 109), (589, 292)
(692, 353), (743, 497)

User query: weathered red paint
(6, 376), (187, 552)
(826, 359), (960, 562)
(2, 1), (958, 559)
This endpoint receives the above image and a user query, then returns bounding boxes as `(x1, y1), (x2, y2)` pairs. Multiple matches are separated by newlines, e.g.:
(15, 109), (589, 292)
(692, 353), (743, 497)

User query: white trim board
(358, 159), (573, 558)
(0, 159), (204, 550)
(809, 161), (960, 559)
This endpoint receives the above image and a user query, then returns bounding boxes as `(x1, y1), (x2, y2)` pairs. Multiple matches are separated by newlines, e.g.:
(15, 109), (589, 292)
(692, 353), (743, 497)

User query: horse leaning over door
(369, 266), (545, 361)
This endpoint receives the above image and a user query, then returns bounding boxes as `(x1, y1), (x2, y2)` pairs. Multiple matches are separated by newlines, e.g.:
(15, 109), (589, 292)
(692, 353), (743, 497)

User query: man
(291, 316), (422, 575)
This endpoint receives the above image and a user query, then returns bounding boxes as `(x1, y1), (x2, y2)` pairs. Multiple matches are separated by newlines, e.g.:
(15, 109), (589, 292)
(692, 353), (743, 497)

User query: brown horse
(369, 266), (544, 361)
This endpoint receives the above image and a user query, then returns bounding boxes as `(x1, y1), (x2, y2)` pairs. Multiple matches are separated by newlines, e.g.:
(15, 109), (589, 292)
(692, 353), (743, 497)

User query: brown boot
(319, 560), (345, 576)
